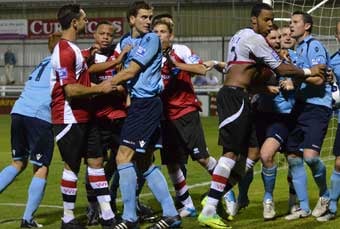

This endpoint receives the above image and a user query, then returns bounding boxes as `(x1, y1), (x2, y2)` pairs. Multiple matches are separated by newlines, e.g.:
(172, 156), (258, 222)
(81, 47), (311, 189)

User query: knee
(11, 160), (27, 172)
(116, 146), (134, 165)
(304, 157), (322, 167)
(287, 156), (304, 167)
(87, 157), (104, 169)
(34, 165), (49, 179)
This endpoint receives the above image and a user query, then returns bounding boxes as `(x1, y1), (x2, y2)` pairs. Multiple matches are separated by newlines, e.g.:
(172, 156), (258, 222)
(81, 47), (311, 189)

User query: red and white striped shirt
(50, 39), (91, 124)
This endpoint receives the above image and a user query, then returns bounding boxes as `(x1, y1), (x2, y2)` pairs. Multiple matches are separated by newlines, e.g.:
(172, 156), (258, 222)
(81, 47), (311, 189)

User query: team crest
(136, 46), (146, 57)
(56, 67), (68, 79)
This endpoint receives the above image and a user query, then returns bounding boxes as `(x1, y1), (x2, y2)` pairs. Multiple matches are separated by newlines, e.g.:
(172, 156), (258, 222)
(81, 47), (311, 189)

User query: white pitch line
(0, 157), (335, 209)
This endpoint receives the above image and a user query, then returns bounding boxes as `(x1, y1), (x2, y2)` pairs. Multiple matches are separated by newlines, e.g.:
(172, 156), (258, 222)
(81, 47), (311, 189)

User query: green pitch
(0, 114), (340, 229)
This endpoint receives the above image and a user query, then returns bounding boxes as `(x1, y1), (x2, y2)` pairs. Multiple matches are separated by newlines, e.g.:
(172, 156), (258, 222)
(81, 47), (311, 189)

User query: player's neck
(61, 30), (77, 42)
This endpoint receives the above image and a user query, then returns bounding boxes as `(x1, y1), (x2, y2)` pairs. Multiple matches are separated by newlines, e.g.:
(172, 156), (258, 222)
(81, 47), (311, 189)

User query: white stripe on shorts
(55, 123), (72, 142)
(218, 99), (244, 129)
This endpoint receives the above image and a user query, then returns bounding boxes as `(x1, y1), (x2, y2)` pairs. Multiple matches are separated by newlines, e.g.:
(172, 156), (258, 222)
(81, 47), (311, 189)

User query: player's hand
(90, 44), (100, 55)
(279, 78), (294, 90)
(266, 85), (280, 94)
(121, 44), (132, 54)
(279, 49), (291, 63)
(97, 79), (116, 94)
(203, 60), (217, 71)
(326, 68), (334, 84)
(310, 64), (326, 79)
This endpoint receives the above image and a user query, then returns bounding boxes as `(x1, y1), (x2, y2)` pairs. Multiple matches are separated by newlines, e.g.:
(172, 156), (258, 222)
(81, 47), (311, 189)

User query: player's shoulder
(172, 43), (191, 54)
(143, 32), (160, 42)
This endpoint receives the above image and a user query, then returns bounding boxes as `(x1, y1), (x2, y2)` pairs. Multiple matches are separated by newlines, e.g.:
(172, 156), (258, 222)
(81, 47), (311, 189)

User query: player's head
(48, 32), (62, 53)
(251, 3), (274, 37)
(126, 1), (153, 35)
(279, 25), (296, 49)
(94, 21), (114, 49)
(152, 13), (174, 27)
(266, 24), (281, 52)
(335, 21), (340, 43)
(57, 4), (88, 34)
(152, 19), (174, 50)
(290, 11), (313, 40)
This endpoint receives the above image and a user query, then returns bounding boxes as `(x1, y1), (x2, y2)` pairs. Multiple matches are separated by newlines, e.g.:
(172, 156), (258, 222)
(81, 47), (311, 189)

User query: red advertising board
(28, 17), (124, 39)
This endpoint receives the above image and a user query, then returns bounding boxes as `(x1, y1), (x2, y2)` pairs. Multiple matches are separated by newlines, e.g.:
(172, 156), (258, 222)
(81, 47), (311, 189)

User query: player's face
(279, 27), (295, 49)
(336, 22), (340, 43)
(94, 24), (114, 49)
(255, 9), (274, 37)
(153, 23), (173, 50)
(130, 9), (153, 36)
(76, 9), (88, 34)
(290, 14), (309, 40)
(266, 29), (281, 52)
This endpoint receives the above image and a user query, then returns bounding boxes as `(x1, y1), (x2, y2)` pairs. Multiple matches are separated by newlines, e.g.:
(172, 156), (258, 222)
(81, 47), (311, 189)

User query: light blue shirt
(330, 49), (340, 121)
(120, 32), (163, 98)
(256, 75), (295, 114)
(295, 35), (332, 108)
(11, 56), (52, 123)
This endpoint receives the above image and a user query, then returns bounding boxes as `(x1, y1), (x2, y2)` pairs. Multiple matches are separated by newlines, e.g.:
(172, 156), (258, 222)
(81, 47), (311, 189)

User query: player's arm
(110, 61), (141, 85)
(170, 60), (209, 76)
(88, 44), (132, 73)
(250, 35), (326, 82)
(64, 80), (115, 99)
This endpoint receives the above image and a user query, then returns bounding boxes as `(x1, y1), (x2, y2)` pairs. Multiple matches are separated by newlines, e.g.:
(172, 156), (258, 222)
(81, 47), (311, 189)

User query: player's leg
(317, 125), (340, 222)
(302, 105), (331, 217)
(21, 117), (54, 227)
(54, 123), (86, 228)
(86, 123), (115, 228)
(0, 114), (29, 192)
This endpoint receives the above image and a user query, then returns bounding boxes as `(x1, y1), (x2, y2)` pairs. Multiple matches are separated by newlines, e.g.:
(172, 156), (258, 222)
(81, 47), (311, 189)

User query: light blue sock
(329, 170), (340, 213)
(238, 169), (253, 204)
(144, 165), (178, 217)
(304, 157), (329, 198)
(261, 165), (277, 202)
(0, 165), (19, 192)
(224, 190), (236, 202)
(23, 177), (46, 221)
(118, 163), (137, 222)
(288, 157), (310, 212)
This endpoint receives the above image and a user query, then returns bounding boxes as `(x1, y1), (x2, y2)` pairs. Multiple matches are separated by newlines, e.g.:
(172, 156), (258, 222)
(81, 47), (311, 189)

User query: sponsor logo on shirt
(56, 67), (68, 79)
(271, 50), (281, 61)
(188, 54), (200, 64)
(136, 46), (146, 57)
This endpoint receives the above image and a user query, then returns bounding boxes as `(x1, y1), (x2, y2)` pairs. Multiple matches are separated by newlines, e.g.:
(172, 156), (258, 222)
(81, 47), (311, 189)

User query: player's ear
(251, 16), (257, 26)
(305, 23), (311, 32)
(71, 18), (78, 30)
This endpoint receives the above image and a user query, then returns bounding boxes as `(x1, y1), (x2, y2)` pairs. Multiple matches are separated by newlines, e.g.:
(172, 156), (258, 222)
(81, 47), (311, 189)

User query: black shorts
(11, 114), (54, 167)
(96, 117), (125, 160)
(286, 102), (332, 154)
(217, 86), (258, 156)
(120, 97), (162, 153)
(160, 111), (210, 165)
(53, 122), (102, 173)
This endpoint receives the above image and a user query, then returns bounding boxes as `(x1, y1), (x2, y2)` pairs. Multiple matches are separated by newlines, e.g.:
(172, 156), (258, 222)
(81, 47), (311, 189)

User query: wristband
(303, 68), (312, 76)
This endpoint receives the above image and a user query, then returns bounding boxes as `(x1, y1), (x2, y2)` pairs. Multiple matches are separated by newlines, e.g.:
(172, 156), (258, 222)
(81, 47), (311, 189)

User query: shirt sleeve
(131, 33), (160, 68)
(308, 41), (328, 66)
(56, 46), (77, 86)
(176, 45), (202, 64)
(248, 34), (282, 70)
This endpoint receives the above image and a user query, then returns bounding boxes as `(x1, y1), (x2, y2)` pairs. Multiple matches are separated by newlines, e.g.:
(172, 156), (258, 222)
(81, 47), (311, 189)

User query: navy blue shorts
(160, 111), (210, 165)
(255, 112), (294, 151)
(286, 102), (332, 154)
(333, 123), (340, 156)
(11, 113), (54, 166)
(120, 97), (162, 153)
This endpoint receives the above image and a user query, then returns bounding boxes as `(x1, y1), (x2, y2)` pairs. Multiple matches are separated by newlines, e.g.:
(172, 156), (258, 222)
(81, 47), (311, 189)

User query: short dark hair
(292, 11), (313, 33)
(96, 21), (113, 30)
(251, 3), (273, 17)
(57, 4), (81, 30)
(126, 1), (153, 23)
(272, 24), (278, 31)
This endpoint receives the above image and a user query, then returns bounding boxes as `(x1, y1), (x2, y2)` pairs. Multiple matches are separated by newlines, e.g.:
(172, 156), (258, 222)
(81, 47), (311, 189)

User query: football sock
(169, 168), (194, 209)
(304, 157), (329, 198)
(0, 165), (19, 192)
(61, 169), (77, 223)
(23, 177), (46, 221)
(261, 165), (277, 202)
(329, 170), (340, 213)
